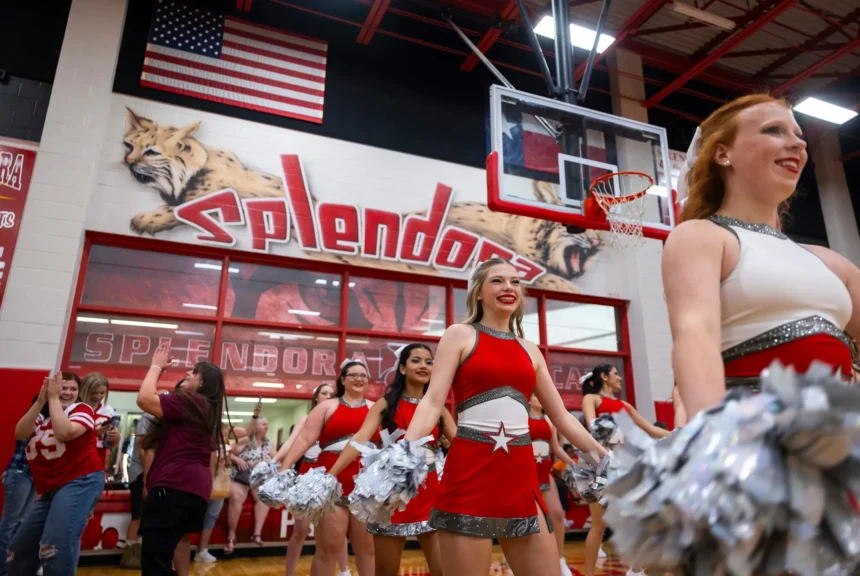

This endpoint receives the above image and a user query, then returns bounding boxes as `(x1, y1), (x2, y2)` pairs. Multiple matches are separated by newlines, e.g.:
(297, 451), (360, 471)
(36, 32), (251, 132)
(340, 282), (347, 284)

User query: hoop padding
(587, 171), (653, 250)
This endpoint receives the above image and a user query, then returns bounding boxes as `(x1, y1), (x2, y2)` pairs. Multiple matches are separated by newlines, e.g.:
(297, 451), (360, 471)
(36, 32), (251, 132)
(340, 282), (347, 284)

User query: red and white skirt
(367, 469), (439, 536)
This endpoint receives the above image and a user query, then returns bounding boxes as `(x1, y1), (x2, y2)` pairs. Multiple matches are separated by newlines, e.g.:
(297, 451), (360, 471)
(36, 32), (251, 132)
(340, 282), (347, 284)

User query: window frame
(64, 232), (635, 409)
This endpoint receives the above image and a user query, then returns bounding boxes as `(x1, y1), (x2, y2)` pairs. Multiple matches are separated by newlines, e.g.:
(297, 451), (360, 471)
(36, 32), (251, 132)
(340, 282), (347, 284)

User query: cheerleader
(663, 93), (860, 417)
(277, 361), (378, 576)
(275, 384), (351, 576)
(580, 365), (668, 576)
(328, 343), (456, 576)
(404, 257), (607, 576)
(528, 394), (576, 576)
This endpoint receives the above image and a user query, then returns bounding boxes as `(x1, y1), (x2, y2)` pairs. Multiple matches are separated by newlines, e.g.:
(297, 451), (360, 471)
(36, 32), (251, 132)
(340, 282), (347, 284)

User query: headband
(675, 126), (701, 207)
(339, 358), (353, 370)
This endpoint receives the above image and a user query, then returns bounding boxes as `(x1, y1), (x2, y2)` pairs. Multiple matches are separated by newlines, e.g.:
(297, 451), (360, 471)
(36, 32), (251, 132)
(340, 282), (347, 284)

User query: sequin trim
(320, 434), (354, 450)
(336, 496), (349, 508)
(473, 323), (517, 340)
(366, 520), (434, 536)
(456, 386), (529, 414)
(725, 376), (761, 391)
(339, 398), (367, 408)
(709, 214), (788, 240)
(402, 396), (422, 405)
(456, 425), (532, 447)
(429, 509), (541, 538)
(721, 316), (851, 364)
(529, 414), (545, 421)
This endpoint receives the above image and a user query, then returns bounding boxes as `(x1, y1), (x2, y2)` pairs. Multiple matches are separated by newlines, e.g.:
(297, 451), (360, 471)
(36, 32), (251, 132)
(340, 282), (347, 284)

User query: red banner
(0, 143), (36, 312)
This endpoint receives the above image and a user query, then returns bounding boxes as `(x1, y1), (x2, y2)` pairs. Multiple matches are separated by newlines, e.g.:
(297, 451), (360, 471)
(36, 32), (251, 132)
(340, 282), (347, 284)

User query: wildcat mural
(122, 108), (602, 293)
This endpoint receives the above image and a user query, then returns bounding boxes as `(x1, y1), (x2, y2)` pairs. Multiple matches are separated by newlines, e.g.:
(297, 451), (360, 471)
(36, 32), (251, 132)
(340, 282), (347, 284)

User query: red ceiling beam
(757, 6), (860, 77)
(725, 43), (848, 58)
(643, 0), (798, 108)
(573, 0), (669, 82)
(236, 0), (253, 10)
(770, 37), (860, 97)
(691, 0), (785, 59)
(459, 0), (519, 72)
(357, 0), (391, 45)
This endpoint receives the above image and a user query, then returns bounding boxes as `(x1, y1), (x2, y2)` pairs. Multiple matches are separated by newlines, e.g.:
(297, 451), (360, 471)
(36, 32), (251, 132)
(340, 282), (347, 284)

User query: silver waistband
(456, 386), (529, 414)
(429, 509), (549, 538)
(320, 434), (353, 450)
(366, 520), (434, 536)
(455, 425), (531, 447)
(724, 376), (762, 391)
(722, 316), (851, 365)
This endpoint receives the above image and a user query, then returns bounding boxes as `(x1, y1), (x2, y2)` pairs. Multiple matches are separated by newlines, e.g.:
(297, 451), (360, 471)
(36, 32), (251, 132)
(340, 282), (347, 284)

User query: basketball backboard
(487, 85), (677, 241)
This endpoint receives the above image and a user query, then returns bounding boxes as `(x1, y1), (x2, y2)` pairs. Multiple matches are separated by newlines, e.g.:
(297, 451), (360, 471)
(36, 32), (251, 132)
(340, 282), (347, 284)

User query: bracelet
(150, 365), (163, 372)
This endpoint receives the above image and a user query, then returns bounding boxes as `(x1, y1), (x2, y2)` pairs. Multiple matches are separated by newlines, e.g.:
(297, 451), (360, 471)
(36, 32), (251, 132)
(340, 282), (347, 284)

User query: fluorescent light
(315, 279), (327, 285)
(289, 309), (320, 316)
(235, 397), (277, 403)
(671, 1), (736, 31)
(534, 16), (615, 53)
(316, 337), (339, 342)
(345, 338), (369, 344)
(182, 303), (217, 310)
(194, 263), (239, 273)
(647, 185), (668, 197)
(111, 319), (178, 329)
(296, 384), (303, 389)
(175, 330), (205, 336)
(333, 281), (340, 287)
(258, 331), (308, 340)
(223, 411), (255, 417)
(421, 319), (445, 324)
(794, 97), (858, 125)
(253, 382), (285, 388)
(77, 316), (109, 324)
(348, 282), (355, 288)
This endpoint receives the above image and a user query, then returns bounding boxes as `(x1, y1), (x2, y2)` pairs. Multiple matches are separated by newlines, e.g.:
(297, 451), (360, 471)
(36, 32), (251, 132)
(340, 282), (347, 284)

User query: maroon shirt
(146, 393), (213, 502)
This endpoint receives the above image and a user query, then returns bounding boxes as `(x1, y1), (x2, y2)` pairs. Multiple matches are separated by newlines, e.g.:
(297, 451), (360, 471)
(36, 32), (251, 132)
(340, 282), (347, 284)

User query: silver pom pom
(590, 414), (622, 447)
(435, 448), (446, 482)
(285, 468), (342, 525)
(563, 451), (611, 504)
(603, 361), (860, 576)
(257, 468), (297, 507)
(250, 460), (279, 489)
(348, 432), (433, 526)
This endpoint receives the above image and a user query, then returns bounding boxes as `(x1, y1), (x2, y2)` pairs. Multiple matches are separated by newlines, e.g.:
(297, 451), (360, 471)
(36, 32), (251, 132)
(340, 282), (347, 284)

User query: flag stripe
(145, 49), (325, 96)
(220, 52), (325, 84)
(225, 16), (328, 51)
(140, 79), (323, 124)
(224, 20), (328, 59)
(222, 38), (326, 73)
(141, 67), (325, 110)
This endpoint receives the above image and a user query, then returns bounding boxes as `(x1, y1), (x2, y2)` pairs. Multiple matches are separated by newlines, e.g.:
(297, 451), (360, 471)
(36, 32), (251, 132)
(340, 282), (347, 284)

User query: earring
(724, 160), (731, 166)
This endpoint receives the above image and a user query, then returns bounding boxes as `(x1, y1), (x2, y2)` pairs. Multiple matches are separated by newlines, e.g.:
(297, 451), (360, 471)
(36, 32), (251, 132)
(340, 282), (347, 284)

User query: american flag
(141, 0), (326, 124)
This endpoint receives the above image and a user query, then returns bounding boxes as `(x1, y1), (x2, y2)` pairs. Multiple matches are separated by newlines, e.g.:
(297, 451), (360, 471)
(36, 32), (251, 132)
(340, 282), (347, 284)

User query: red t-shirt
(26, 403), (104, 495)
(146, 393), (213, 502)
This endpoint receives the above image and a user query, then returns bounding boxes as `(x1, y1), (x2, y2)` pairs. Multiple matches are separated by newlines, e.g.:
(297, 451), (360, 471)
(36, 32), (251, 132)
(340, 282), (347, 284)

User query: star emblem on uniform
(535, 454), (546, 464)
(484, 422), (517, 454)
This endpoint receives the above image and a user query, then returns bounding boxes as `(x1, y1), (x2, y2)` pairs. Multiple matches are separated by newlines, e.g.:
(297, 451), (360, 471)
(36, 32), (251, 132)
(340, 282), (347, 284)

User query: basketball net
(584, 172), (653, 250)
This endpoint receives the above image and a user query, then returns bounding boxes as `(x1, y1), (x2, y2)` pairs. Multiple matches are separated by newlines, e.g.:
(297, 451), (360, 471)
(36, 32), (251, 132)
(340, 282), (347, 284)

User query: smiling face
(256, 417), (269, 437)
(602, 367), (623, 394)
(59, 379), (79, 410)
(399, 347), (433, 386)
(88, 384), (107, 409)
(182, 369), (201, 391)
(477, 262), (522, 317)
(718, 102), (807, 205)
(342, 364), (369, 396)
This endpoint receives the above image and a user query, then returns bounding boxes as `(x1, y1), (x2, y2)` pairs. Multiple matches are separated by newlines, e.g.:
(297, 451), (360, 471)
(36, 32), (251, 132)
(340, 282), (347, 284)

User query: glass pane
(82, 246), (221, 316)
(344, 336), (439, 400)
(222, 396), (312, 450)
(546, 351), (626, 410)
(453, 288), (539, 343)
(67, 313), (215, 387)
(225, 263), (341, 326)
(347, 277), (445, 335)
(545, 300), (619, 351)
(218, 325), (339, 396)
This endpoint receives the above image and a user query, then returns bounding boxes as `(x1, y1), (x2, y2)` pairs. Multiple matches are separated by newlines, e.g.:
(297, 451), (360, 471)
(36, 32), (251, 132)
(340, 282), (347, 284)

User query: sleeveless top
(318, 399), (375, 453)
(528, 415), (552, 490)
(710, 215), (853, 380)
(594, 395), (626, 416)
(391, 396), (438, 464)
(237, 436), (272, 468)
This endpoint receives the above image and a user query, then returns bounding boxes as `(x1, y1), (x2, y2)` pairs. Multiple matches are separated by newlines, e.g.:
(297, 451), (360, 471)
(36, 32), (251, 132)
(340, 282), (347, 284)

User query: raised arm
(137, 343), (175, 418)
(329, 399), (387, 477)
(15, 379), (47, 441)
(532, 349), (606, 456)
(621, 401), (670, 438)
(663, 221), (727, 419)
(278, 400), (331, 471)
(405, 324), (471, 441)
(549, 422), (575, 467)
(46, 374), (87, 443)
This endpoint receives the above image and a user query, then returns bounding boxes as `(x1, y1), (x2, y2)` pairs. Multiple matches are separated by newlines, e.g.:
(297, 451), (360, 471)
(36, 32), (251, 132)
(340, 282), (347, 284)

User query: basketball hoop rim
(588, 171), (654, 205)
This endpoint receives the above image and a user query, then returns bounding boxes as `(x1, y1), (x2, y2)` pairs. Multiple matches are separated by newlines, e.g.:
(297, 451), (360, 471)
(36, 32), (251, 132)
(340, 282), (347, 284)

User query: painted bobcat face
(531, 182), (601, 278)
(123, 109), (208, 204)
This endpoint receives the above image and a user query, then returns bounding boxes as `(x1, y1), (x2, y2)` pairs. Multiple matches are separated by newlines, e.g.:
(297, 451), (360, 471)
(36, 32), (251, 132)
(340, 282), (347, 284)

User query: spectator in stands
(225, 415), (274, 551)
(10, 372), (104, 576)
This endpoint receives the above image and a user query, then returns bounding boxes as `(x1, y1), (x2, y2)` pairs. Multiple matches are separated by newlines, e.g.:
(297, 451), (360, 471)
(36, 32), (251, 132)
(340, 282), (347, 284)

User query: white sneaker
(598, 545), (607, 559)
(194, 550), (217, 563)
(560, 557), (573, 576)
(337, 570), (352, 576)
(626, 570), (646, 576)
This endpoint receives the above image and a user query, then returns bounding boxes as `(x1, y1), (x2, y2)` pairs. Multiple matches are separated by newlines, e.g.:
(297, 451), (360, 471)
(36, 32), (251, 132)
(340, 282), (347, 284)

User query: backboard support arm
(578, 0), (612, 103)
(514, 0), (558, 98)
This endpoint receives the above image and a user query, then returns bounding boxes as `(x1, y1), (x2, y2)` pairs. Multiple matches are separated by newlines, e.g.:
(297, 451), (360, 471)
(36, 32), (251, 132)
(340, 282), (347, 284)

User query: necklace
(474, 322), (516, 340)
(339, 397), (366, 408)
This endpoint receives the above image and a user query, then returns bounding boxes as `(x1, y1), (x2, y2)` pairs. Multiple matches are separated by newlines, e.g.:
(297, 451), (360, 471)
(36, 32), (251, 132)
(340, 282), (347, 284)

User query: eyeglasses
(346, 373), (369, 380)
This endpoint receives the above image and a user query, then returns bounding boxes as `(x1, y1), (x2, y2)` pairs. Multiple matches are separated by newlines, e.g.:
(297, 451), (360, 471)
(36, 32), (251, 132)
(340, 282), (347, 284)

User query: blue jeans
(7, 471), (104, 576)
(0, 470), (36, 576)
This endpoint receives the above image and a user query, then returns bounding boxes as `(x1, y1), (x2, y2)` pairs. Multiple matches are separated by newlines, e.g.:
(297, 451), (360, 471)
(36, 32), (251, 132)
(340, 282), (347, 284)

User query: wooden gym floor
(77, 542), (634, 575)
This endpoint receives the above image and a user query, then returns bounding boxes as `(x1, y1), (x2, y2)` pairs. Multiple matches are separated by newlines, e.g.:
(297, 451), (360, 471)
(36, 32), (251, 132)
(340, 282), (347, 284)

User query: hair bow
(339, 358), (353, 371)
(393, 344), (408, 359)
(579, 371), (594, 385)
(675, 126), (701, 208)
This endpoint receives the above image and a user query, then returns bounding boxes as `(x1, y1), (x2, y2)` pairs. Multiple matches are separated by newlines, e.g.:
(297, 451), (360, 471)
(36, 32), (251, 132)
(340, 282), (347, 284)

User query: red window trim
(65, 231), (636, 408)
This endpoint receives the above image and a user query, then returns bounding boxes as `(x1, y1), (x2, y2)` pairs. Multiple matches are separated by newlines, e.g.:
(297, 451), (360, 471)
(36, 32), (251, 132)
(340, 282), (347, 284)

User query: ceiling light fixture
(252, 382), (285, 388)
(794, 97), (858, 125)
(534, 16), (615, 53)
(671, 2), (736, 31)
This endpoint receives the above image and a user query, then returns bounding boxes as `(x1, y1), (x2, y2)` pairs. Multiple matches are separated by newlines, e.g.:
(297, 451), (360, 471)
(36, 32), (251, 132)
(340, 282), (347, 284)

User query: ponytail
(580, 364), (614, 396)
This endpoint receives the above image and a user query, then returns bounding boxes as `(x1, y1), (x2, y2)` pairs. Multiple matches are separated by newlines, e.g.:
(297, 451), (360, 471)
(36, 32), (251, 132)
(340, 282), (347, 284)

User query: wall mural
(121, 108), (603, 294)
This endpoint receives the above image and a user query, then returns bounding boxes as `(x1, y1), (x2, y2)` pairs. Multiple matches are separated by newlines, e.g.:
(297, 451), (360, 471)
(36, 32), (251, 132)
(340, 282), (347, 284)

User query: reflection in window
(546, 351), (626, 409)
(225, 263), (341, 326)
(343, 336), (439, 399)
(68, 313), (215, 387)
(452, 288), (539, 343)
(545, 300), (619, 351)
(218, 325), (338, 397)
(81, 246), (221, 316)
(348, 278), (445, 334)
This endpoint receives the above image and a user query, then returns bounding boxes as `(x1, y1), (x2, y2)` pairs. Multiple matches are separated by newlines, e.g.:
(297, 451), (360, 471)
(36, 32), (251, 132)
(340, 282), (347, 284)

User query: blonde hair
(79, 372), (110, 408)
(462, 257), (525, 338)
(681, 94), (793, 226)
